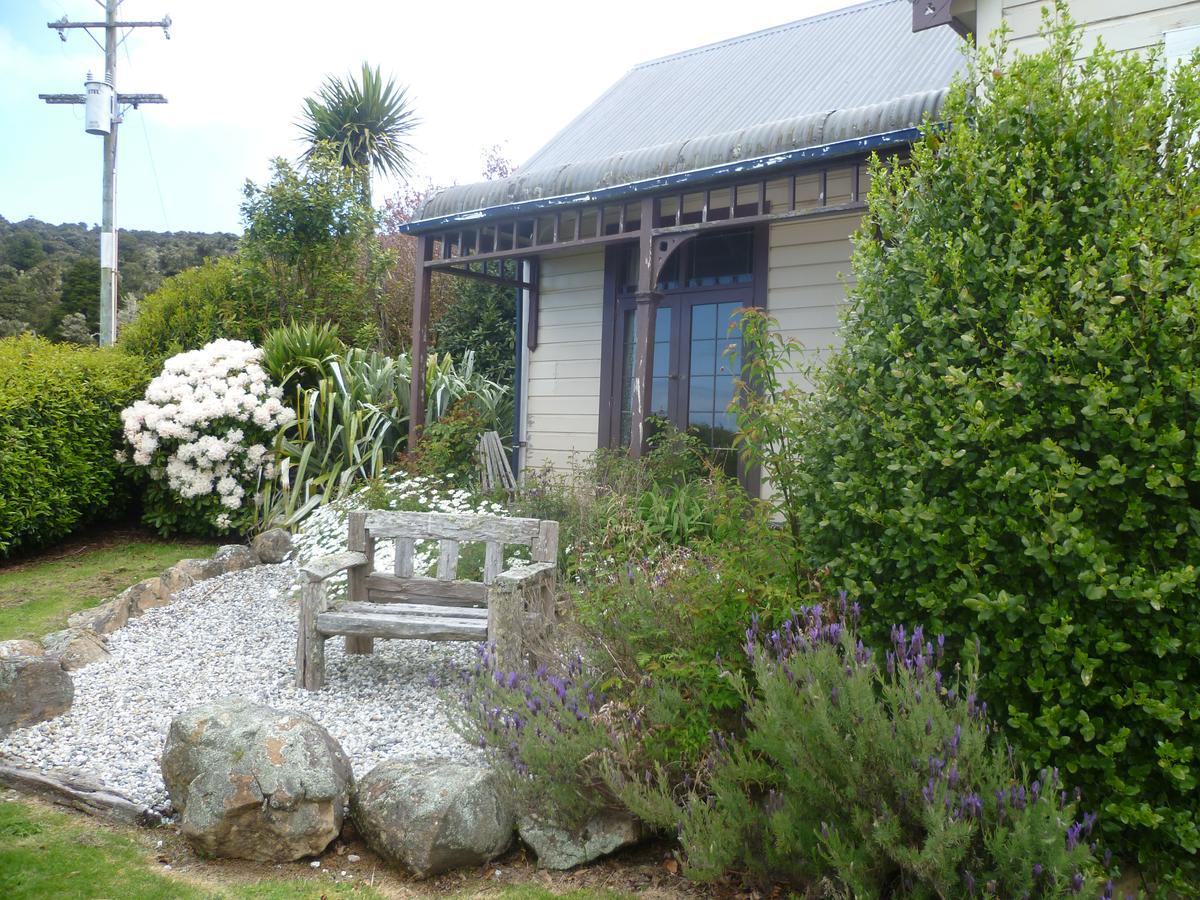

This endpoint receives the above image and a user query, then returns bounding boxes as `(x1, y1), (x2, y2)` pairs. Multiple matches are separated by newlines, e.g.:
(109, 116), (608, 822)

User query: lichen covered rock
(161, 699), (352, 861)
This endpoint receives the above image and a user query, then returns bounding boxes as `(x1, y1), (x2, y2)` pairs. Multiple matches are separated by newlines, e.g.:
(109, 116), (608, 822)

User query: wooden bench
(295, 509), (558, 690)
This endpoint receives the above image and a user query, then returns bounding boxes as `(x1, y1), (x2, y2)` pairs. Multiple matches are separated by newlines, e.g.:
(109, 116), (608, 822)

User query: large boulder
(518, 809), (641, 870)
(352, 759), (513, 878)
(161, 700), (352, 861)
(121, 577), (169, 616)
(0, 640), (44, 659)
(41, 628), (110, 671)
(212, 544), (257, 574)
(66, 596), (129, 635)
(0, 654), (73, 734)
(251, 528), (293, 564)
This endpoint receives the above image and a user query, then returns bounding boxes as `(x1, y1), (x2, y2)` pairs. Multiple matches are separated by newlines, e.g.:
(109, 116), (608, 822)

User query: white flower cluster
(121, 340), (296, 512)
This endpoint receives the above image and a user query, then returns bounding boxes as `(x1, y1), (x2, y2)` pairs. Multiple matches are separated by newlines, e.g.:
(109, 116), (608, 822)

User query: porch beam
(408, 234), (433, 452)
(629, 197), (661, 458)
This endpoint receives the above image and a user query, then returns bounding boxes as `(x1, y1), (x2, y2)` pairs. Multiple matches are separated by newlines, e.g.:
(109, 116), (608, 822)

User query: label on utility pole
(100, 231), (115, 268)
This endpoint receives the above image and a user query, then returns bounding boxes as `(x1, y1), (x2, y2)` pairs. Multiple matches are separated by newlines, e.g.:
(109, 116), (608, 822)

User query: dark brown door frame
(597, 222), (768, 492)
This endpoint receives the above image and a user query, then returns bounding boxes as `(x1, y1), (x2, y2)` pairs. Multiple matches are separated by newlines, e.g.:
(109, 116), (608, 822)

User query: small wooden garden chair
(295, 509), (558, 690)
(477, 430), (517, 498)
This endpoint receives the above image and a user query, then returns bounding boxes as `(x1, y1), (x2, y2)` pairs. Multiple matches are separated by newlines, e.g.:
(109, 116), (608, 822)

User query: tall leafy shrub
(0, 335), (149, 555)
(788, 9), (1200, 881)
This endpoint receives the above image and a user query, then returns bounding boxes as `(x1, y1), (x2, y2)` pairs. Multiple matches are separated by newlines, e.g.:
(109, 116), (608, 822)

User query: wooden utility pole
(38, 2), (170, 346)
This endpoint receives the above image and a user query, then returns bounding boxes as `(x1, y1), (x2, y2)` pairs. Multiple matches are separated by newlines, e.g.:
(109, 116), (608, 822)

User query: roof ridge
(632, 0), (899, 70)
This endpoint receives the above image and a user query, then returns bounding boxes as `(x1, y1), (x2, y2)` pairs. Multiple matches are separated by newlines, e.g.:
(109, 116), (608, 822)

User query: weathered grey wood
(296, 582), (327, 690)
(365, 572), (486, 604)
(478, 431), (517, 496)
(300, 551), (368, 582)
(317, 611), (487, 641)
(296, 509), (562, 690)
(484, 541), (503, 584)
(345, 511), (375, 655)
(394, 538), (415, 577)
(0, 758), (156, 826)
(436, 539), (460, 581)
(365, 510), (541, 544)
(341, 601), (488, 620)
(532, 520), (560, 564)
(488, 562), (557, 668)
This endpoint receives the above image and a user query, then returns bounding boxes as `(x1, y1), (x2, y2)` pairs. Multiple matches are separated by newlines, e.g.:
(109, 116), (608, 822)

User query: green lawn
(0, 799), (636, 899)
(0, 537), (216, 641)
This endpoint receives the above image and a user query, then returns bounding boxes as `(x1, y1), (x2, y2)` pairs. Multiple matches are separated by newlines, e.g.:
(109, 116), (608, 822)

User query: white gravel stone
(0, 563), (477, 813)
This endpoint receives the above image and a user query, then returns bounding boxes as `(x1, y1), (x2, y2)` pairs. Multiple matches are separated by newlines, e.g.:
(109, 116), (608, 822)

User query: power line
(123, 41), (170, 231)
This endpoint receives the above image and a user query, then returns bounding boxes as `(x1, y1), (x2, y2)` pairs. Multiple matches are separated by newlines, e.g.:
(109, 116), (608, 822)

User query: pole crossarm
(48, 15), (172, 35)
(38, 93), (167, 105)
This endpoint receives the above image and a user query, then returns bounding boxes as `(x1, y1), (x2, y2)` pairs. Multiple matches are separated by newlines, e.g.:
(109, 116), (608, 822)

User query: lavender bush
(449, 644), (625, 831)
(620, 601), (1111, 896)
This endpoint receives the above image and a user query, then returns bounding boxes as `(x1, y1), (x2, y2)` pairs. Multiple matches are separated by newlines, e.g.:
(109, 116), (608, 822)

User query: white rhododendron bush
(120, 339), (294, 535)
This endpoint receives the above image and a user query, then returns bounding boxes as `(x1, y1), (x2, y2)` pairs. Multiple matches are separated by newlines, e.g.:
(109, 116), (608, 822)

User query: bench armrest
(300, 551), (368, 583)
(493, 560), (556, 587)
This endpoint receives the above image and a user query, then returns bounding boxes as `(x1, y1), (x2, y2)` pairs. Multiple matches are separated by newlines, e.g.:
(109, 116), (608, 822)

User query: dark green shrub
(117, 257), (257, 359)
(0, 335), (149, 556)
(784, 10), (1200, 882)
(623, 606), (1107, 896)
(406, 400), (488, 482)
(431, 278), (515, 385)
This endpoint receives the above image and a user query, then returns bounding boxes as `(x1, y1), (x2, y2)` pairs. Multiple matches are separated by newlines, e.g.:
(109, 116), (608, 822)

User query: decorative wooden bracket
(651, 232), (696, 287)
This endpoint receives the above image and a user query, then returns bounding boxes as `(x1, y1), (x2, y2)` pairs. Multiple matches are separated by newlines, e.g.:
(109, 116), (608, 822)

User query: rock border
(0, 529), (294, 822)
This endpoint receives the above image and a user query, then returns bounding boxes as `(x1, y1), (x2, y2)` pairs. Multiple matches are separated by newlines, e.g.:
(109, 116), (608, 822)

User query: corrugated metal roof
(413, 0), (965, 227)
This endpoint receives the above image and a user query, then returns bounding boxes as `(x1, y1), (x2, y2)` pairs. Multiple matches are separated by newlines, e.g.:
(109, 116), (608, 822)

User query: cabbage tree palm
(298, 63), (418, 206)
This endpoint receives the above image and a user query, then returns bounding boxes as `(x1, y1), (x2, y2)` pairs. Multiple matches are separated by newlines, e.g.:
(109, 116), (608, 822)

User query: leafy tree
(431, 277), (515, 384)
(57, 257), (99, 333)
(240, 147), (393, 340)
(783, 8), (1200, 886)
(298, 62), (417, 204)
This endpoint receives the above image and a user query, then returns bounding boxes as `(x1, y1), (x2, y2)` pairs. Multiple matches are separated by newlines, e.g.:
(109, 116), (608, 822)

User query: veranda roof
(409, 0), (965, 231)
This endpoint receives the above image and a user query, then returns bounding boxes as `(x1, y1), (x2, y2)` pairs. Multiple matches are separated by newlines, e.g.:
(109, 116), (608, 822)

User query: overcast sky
(0, 0), (863, 234)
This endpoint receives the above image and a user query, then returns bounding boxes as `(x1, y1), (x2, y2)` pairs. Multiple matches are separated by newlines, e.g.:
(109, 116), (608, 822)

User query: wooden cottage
(402, 0), (1200, 493)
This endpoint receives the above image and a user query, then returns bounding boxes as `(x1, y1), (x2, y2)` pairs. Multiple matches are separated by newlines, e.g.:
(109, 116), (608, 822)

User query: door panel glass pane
(714, 375), (736, 411)
(689, 376), (715, 414)
(690, 340), (716, 375)
(692, 302), (717, 339)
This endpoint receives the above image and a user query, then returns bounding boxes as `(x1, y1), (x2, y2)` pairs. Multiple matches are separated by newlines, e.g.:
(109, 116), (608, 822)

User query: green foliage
(299, 62), (417, 201)
(261, 320), (345, 394)
(116, 257), (256, 360)
(256, 348), (511, 530)
(431, 278), (516, 385)
(406, 400), (487, 482)
(734, 308), (809, 592)
(0, 336), (149, 556)
(781, 10), (1200, 882)
(451, 649), (621, 832)
(0, 216), (236, 342)
(624, 608), (1106, 896)
(239, 149), (391, 337)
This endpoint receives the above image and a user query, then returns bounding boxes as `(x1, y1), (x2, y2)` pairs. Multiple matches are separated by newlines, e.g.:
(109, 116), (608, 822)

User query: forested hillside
(0, 217), (238, 340)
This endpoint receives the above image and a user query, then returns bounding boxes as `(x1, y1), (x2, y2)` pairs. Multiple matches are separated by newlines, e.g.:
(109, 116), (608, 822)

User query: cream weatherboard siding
(974, 0), (1200, 56)
(521, 247), (606, 474)
(767, 212), (862, 389)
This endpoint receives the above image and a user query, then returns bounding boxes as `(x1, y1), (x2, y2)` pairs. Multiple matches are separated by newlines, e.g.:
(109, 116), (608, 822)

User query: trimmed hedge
(789, 15), (1200, 886)
(0, 336), (150, 557)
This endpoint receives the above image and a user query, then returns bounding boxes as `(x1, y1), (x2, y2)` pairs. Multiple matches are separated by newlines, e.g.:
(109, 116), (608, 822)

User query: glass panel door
(687, 300), (743, 477)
